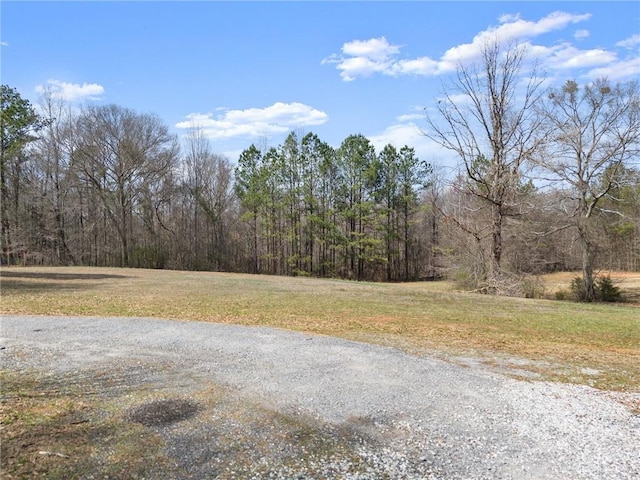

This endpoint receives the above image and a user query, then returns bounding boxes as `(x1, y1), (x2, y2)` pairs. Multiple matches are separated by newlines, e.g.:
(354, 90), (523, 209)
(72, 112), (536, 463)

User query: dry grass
(1, 266), (639, 392)
(0, 369), (173, 479)
(0, 367), (372, 479)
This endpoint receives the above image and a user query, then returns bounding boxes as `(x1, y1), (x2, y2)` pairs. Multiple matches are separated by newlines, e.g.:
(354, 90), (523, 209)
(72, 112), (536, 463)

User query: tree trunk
(579, 226), (596, 301)
(404, 202), (410, 281)
(119, 186), (129, 267)
(253, 209), (259, 274)
(490, 203), (503, 278)
(0, 152), (11, 265)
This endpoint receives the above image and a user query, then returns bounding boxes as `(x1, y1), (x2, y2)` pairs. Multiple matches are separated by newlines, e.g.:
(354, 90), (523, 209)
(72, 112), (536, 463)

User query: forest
(2, 44), (639, 301)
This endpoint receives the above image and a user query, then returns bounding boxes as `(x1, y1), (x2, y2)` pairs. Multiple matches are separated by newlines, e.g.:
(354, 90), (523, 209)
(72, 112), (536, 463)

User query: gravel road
(2, 315), (639, 479)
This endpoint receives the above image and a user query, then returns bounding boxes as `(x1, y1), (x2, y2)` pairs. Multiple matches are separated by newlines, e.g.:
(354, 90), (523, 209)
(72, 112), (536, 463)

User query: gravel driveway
(2, 315), (639, 479)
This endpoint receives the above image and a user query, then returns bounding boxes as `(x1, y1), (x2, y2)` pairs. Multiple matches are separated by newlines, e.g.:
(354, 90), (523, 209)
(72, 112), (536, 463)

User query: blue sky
(2, 1), (639, 167)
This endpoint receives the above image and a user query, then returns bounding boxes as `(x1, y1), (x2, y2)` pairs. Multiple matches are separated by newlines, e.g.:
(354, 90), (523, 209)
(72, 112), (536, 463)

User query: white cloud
(586, 56), (640, 81)
(224, 102), (327, 125)
(333, 56), (385, 82)
(574, 29), (590, 40)
(1, 41), (8, 47)
(546, 44), (617, 69)
(342, 37), (400, 62)
(325, 11), (593, 81)
(396, 113), (423, 122)
(437, 11), (592, 69)
(616, 34), (640, 49)
(502, 11), (590, 37)
(391, 57), (439, 76)
(368, 122), (422, 151)
(367, 119), (452, 165)
(324, 36), (432, 81)
(323, 37), (400, 81)
(176, 102), (328, 140)
(498, 13), (521, 24)
(35, 79), (104, 101)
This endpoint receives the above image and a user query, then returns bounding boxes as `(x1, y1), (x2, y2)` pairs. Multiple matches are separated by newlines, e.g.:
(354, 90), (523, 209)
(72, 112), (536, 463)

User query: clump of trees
(1, 85), (47, 265)
(234, 132), (433, 280)
(534, 78), (640, 300)
(2, 44), (639, 300)
(424, 40), (639, 301)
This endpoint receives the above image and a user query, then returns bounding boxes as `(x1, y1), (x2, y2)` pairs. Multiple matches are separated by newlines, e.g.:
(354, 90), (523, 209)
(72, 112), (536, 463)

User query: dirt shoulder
(2, 315), (639, 479)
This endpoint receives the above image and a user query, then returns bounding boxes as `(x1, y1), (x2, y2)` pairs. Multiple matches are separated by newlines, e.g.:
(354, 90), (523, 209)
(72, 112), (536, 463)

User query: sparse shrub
(569, 274), (623, 302)
(450, 270), (476, 291)
(555, 289), (568, 301)
(451, 269), (546, 298)
(292, 269), (311, 277)
(570, 276), (588, 301)
(596, 275), (623, 302)
(520, 275), (546, 299)
(130, 246), (168, 269)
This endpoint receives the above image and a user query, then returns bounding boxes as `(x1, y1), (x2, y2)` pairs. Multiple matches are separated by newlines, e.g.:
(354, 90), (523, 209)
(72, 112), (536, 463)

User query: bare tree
(183, 128), (234, 270)
(33, 87), (78, 264)
(421, 163), (449, 280)
(424, 40), (545, 289)
(534, 78), (640, 300)
(72, 104), (179, 267)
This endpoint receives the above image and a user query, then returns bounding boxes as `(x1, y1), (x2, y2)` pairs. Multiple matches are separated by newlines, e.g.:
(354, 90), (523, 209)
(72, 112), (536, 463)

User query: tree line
(2, 43), (639, 298)
(1, 87), (436, 282)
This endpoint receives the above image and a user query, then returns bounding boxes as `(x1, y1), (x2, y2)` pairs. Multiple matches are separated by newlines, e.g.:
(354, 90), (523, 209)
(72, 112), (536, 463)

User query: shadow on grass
(0, 279), (102, 292)
(0, 272), (130, 293)
(623, 292), (640, 306)
(0, 271), (130, 281)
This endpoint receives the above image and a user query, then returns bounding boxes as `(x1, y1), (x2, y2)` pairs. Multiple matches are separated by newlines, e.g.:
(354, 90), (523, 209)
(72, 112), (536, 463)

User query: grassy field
(1, 266), (639, 392)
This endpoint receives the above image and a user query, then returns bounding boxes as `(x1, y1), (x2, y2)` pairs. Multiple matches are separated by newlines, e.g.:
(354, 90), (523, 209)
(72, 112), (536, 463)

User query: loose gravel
(1, 315), (638, 479)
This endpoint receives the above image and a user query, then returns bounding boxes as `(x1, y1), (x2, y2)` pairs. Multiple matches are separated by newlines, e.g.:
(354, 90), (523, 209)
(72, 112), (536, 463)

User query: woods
(234, 132), (431, 280)
(1, 66), (639, 292)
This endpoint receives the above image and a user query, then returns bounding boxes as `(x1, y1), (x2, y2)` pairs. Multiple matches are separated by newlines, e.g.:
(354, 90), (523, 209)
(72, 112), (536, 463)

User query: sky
(2, 1), (639, 169)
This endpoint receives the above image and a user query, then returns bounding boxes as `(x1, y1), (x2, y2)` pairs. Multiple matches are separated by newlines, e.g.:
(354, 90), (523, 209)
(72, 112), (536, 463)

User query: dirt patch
(127, 398), (201, 427)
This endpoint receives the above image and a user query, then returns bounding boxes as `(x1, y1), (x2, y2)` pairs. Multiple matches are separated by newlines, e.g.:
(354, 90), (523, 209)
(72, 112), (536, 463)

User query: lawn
(1, 266), (639, 391)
